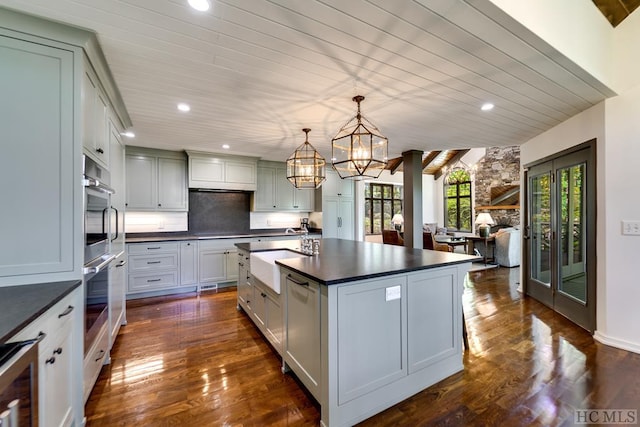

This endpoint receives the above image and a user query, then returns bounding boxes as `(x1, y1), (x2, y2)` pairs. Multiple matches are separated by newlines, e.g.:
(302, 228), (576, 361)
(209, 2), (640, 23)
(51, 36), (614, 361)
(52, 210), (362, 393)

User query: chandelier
(286, 128), (326, 189)
(331, 95), (388, 179)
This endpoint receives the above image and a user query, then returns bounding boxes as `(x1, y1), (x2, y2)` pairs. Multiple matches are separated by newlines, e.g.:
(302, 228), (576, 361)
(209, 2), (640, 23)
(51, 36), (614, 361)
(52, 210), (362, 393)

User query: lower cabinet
(283, 271), (321, 400)
(179, 241), (198, 285)
(126, 239), (249, 298)
(236, 249), (252, 312)
(251, 279), (284, 353)
(11, 286), (83, 427)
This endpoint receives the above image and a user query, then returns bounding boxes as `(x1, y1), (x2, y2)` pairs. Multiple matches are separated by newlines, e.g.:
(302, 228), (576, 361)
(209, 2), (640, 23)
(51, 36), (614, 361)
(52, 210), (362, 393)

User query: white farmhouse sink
(250, 250), (308, 294)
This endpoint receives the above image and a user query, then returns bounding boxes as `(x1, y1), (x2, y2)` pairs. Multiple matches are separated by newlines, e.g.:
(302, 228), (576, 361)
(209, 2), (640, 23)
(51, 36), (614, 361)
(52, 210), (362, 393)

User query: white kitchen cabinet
(109, 253), (126, 350)
(187, 151), (257, 191)
(322, 198), (354, 239)
(126, 148), (187, 211)
(317, 170), (354, 239)
(198, 240), (245, 288)
(180, 241), (198, 285)
(322, 169), (354, 198)
(82, 64), (109, 169)
(0, 31), (80, 284)
(284, 271), (321, 400)
(199, 249), (227, 283)
(127, 242), (180, 294)
(254, 162), (314, 211)
(11, 286), (83, 427)
(109, 119), (126, 255)
(108, 118), (127, 350)
(236, 250), (252, 312)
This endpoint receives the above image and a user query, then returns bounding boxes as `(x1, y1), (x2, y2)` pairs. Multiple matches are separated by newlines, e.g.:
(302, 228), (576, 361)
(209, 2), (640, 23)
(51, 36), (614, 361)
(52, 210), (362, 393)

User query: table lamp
(475, 213), (494, 238)
(391, 214), (404, 231)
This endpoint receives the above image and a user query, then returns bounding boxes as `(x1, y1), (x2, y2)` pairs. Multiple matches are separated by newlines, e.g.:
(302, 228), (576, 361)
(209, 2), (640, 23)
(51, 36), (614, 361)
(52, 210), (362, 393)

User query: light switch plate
(622, 220), (640, 235)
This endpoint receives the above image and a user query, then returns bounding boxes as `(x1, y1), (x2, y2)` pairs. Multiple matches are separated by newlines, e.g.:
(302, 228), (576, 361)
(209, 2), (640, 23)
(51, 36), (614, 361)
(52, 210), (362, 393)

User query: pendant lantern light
(286, 128), (326, 189)
(331, 95), (388, 179)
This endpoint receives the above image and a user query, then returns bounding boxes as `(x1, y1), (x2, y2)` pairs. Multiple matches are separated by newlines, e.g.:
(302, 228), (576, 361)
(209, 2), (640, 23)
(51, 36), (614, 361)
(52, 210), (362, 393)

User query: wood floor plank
(85, 268), (640, 426)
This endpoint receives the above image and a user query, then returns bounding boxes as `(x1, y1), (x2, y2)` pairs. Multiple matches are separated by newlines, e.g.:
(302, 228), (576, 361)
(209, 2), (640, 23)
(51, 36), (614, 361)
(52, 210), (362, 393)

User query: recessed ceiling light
(481, 103), (494, 111)
(188, 0), (210, 12)
(177, 103), (191, 112)
(222, 144), (230, 149)
(121, 131), (135, 138)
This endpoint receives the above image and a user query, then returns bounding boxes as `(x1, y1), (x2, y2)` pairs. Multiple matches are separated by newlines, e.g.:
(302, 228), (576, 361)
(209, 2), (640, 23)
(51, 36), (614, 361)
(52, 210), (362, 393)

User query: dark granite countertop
(236, 238), (480, 285)
(0, 280), (82, 343)
(126, 229), (321, 243)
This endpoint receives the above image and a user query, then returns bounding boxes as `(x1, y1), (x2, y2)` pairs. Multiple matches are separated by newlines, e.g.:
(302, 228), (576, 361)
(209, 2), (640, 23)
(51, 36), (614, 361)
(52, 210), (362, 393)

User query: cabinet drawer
(128, 254), (178, 272)
(11, 291), (77, 350)
(128, 271), (179, 292)
(128, 242), (178, 254)
(83, 323), (109, 403)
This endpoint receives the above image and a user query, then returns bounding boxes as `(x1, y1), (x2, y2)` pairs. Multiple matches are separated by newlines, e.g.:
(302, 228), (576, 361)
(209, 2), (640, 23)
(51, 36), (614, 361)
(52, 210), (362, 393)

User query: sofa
(493, 227), (521, 267)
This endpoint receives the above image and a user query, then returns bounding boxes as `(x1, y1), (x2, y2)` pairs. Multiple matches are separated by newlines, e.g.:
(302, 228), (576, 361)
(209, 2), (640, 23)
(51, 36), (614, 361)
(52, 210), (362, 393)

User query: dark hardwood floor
(85, 268), (640, 426)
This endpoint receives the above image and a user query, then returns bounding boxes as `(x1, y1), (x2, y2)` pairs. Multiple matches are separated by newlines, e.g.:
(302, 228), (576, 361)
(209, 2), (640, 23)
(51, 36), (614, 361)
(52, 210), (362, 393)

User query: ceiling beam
(422, 151), (441, 170)
(434, 149), (470, 180)
(386, 157), (403, 175)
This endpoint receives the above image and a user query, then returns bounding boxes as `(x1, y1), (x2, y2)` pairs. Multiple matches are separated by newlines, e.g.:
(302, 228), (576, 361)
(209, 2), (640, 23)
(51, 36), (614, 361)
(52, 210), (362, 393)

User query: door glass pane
(558, 163), (587, 303)
(383, 200), (392, 231)
(373, 200), (381, 234)
(365, 199), (371, 234)
(531, 173), (551, 286)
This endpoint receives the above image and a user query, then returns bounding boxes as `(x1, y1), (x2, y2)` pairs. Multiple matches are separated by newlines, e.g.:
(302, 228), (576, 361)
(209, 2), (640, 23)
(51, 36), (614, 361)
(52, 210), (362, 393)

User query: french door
(524, 141), (596, 332)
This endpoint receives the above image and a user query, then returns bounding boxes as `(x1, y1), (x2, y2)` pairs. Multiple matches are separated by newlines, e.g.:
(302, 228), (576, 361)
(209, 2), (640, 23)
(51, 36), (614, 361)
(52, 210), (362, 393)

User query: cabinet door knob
(54, 347), (63, 355)
(158, 203), (161, 207)
(46, 356), (56, 364)
(96, 148), (104, 154)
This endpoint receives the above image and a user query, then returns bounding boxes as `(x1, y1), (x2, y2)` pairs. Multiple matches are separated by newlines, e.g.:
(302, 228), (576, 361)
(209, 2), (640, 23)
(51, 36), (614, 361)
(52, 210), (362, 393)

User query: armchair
(494, 228), (521, 267)
(382, 229), (404, 246)
(423, 232), (452, 252)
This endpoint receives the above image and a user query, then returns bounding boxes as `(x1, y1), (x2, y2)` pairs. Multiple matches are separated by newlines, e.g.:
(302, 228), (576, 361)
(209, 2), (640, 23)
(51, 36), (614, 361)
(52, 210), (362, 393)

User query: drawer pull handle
(54, 347), (63, 355)
(261, 292), (267, 298)
(239, 262), (244, 267)
(96, 147), (104, 154)
(287, 274), (309, 287)
(95, 349), (105, 362)
(147, 261), (162, 264)
(46, 356), (56, 364)
(58, 305), (74, 318)
(147, 246), (161, 250)
(147, 278), (162, 283)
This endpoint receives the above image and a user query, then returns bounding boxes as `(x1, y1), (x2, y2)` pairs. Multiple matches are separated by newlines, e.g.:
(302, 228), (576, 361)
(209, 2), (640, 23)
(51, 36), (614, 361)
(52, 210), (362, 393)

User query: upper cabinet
(82, 64), (109, 168)
(0, 8), (130, 287)
(253, 161), (314, 212)
(126, 147), (188, 211)
(187, 151), (257, 191)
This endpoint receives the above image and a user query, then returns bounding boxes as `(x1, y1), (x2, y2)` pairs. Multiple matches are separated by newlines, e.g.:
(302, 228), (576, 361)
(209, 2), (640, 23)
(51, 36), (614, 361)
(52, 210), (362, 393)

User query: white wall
(613, 9), (640, 92)
(520, 83), (640, 354)
(487, 0), (615, 89)
(595, 85), (640, 352)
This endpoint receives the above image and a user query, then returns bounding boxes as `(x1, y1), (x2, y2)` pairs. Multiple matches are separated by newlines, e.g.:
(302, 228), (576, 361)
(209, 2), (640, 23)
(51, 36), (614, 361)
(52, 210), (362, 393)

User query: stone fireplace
(474, 146), (520, 227)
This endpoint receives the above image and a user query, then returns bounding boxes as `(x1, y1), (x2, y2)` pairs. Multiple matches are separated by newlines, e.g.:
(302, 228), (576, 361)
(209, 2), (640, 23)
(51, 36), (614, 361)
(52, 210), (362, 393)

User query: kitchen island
(235, 238), (478, 427)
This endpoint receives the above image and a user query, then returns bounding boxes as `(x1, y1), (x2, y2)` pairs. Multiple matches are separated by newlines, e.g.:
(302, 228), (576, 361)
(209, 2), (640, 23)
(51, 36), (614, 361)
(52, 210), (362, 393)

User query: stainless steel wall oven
(83, 155), (116, 356)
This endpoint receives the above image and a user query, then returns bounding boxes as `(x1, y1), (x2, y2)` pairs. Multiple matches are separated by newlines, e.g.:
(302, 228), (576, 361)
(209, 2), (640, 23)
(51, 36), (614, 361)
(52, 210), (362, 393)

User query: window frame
(364, 183), (403, 235)
(444, 171), (473, 232)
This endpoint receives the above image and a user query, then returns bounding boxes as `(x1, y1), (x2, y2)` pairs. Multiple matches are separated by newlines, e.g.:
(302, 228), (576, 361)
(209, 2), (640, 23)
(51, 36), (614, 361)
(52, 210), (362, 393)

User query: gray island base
(235, 238), (478, 427)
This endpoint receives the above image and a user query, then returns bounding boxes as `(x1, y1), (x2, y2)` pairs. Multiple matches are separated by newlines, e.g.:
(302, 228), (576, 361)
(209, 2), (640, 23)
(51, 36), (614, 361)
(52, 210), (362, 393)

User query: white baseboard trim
(594, 331), (640, 354)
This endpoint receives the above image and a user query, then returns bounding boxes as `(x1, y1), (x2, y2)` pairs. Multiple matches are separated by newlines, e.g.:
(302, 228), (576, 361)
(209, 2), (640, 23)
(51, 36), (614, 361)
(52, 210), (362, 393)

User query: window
(364, 183), (403, 234)
(445, 169), (472, 232)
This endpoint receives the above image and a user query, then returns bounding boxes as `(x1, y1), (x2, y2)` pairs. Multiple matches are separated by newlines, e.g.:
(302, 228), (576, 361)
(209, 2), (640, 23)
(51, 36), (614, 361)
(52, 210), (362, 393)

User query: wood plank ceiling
(592, 0), (640, 26)
(0, 0), (620, 173)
